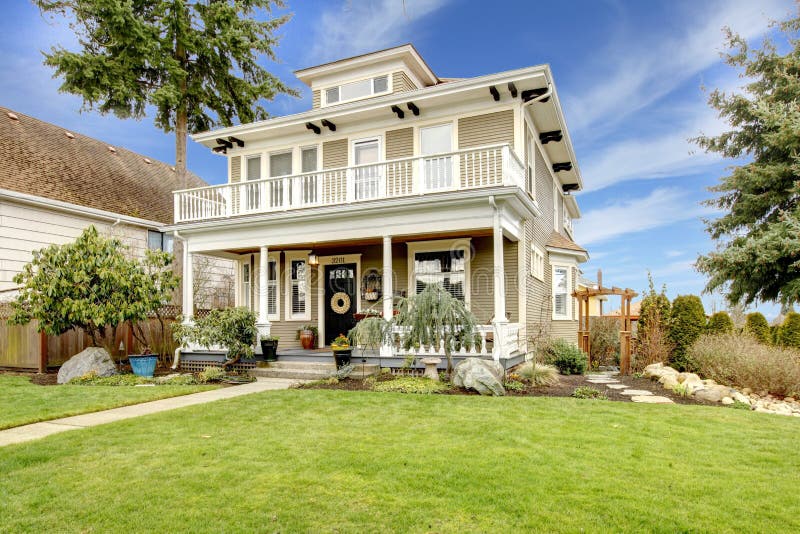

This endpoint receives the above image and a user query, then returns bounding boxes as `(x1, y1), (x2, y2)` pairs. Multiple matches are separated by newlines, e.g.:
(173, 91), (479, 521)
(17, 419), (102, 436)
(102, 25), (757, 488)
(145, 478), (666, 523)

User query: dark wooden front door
(324, 263), (357, 345)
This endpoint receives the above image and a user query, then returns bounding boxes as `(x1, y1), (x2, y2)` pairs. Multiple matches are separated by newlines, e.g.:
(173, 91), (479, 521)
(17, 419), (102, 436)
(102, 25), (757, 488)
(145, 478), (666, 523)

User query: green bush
(689, 333), (800, 397)
(779, 312), (800, 348)
(503, 379), (525, 392)
(706, 311), (734, 335)
(516, 362), (559, 386)
(744, 312), (770, 344)
(589, 317), (620, 368)
(175, 307), (258, 365)
(373, 376), (449, 394)
(668, 295), (707, 371)
(539, 339), (588, 375)
(198, 366), (226, 383)
(571, 386), (607, 400)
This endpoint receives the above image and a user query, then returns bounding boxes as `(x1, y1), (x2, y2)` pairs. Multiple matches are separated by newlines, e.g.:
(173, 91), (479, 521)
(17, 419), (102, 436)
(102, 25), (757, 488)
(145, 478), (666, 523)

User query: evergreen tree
(707, 311), (734, 335)
(668, 295), (707, 371)
(694, 13), (800, 307)
(779, 311), (800, 348)
(638, 272), (671, 338)
(35, 0), (296, 187)
(744, 312), (771, 344)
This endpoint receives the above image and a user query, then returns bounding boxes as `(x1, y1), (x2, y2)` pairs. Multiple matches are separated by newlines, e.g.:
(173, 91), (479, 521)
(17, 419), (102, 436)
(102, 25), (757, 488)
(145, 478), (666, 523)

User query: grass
(0, 374), (215, 430)
(1, 390), (799, 532)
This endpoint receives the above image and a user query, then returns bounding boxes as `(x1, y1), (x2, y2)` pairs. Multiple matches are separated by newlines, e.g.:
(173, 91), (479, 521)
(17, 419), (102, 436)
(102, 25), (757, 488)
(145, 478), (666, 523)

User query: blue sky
(1, 0), (796, 319)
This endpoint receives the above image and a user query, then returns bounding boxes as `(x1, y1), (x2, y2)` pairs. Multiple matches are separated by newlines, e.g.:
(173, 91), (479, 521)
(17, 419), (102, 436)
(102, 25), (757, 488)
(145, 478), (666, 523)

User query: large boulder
(452, 358), (505, 396)
(694, 384), (732, 403)
(57, 347), (118, 384)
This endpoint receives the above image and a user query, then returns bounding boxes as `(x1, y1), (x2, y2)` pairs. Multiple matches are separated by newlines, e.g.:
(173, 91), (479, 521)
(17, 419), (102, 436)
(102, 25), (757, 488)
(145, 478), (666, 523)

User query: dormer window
(324, 75), (390, 106)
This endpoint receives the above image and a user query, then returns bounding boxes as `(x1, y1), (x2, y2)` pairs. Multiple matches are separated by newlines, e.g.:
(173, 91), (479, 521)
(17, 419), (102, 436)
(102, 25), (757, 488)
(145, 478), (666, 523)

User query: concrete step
(349, 364), (380, 376)
(268, 360), (336, 371)
(250, 367), (333, 380)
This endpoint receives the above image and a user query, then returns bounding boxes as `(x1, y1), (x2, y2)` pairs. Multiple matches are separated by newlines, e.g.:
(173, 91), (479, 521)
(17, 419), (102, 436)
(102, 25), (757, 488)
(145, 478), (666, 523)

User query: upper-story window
(324, 75), (390, 106)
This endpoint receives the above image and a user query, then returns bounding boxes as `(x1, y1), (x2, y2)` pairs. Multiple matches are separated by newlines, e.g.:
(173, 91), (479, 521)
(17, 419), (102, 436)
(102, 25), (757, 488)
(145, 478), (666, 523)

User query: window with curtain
(553, 266), (568, 318)
(290, 259), (307, 317)
(414, 249), (465, 301)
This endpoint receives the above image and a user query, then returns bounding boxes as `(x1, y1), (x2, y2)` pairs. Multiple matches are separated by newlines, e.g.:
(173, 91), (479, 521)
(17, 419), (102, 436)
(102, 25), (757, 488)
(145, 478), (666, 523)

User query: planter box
(129, 354), (158, 377)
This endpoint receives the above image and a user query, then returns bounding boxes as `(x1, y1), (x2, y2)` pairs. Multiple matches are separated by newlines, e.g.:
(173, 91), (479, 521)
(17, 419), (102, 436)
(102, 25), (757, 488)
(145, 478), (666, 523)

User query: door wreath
(331, 292), (351, 314)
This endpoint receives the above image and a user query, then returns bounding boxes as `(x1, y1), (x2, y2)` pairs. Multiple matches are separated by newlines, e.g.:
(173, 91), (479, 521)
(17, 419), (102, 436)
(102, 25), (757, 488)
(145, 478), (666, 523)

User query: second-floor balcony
(174, 144), (525, 224)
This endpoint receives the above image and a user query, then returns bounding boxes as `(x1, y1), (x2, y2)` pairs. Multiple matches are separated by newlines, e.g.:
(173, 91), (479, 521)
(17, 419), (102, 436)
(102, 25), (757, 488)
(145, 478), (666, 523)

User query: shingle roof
(0, 106), (206, 224)
(546, 231), (588, 254)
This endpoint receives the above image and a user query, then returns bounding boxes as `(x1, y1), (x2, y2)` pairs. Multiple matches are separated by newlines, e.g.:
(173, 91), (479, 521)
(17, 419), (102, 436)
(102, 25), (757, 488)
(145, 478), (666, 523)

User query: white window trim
(407, 238), (471, 308)
(245, 154), (262, 181)
(531, 243), (545, 281)
(285, 250), (311, 321)
(551, 262), (572, 321)
(241, 255), (253, 311)
(300, 144), (321, 173)
(268, 149), (293, 178)
(262, 251), (281, 321)
(321, 73), (393, 107)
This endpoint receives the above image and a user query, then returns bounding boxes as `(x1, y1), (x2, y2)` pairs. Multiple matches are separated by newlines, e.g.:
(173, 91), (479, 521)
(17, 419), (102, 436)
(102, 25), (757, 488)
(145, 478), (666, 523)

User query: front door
(324, 263), (357, 345)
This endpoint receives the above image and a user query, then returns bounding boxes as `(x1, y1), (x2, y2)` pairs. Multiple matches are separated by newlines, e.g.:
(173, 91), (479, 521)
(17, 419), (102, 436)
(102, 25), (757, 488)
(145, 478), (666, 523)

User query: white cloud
(665, 250), (685, 258)
(576, 187), (709, 246)
(308, 0), (452, 63)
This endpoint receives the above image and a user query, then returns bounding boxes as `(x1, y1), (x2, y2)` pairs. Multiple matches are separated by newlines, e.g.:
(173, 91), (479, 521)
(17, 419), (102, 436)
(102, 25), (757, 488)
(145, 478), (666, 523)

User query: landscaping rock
(732, 392), (751, 405)
(452, 358), (505, 396)
(721, 397), (734, 405)
(659, 374), (679, 389)
(606, 384), (628, 390)
(621, 389), (653, 396)
(694, 385), (731, 403)
(57, 347), (118, 384)
(630, 395), (674, 404)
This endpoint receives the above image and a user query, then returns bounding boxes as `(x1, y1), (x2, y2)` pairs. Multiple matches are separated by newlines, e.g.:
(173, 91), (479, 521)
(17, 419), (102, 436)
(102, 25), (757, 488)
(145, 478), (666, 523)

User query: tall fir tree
(35, 0), (296, 188)
(694, 12), (800, 307)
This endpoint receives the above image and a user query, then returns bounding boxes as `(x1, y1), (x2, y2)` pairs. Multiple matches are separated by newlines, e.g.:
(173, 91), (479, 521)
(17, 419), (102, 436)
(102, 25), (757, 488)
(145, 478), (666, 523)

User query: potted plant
(260, 335), (279, 362)
(129, 345), (158, 377)
(295, 325), (318, 350)
(331, 333), (352, 368)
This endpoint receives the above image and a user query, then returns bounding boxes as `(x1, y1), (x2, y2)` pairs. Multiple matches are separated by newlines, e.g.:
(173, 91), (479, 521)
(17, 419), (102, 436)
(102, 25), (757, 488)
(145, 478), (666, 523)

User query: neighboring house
(169, 44), (588, 365)
(0, 106), (234, 308)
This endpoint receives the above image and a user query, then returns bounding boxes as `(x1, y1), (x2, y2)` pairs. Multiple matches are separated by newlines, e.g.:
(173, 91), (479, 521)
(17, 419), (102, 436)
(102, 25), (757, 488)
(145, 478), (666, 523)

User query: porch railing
(173, 144), (526, 223)
(388, 322), (524, 361)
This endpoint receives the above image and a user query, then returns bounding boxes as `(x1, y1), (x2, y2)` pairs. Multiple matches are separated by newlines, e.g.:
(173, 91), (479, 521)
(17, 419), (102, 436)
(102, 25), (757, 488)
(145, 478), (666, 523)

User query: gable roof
(0, 106), (206, 225)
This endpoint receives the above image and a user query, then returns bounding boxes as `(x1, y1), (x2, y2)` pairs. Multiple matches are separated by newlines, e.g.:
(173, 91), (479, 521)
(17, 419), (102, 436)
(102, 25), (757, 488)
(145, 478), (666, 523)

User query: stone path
(0, 378), (300, 448)
(586, 372), (674, 405)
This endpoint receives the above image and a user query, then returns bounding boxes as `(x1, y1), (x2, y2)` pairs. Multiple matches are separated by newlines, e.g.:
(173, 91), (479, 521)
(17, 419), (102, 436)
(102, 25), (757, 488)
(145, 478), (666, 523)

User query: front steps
(249, 360), (379, 380)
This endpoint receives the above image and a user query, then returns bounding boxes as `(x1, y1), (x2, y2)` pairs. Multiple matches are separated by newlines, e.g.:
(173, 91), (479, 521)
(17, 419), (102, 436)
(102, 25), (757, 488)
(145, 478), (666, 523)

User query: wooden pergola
(573, 285), (638, 375)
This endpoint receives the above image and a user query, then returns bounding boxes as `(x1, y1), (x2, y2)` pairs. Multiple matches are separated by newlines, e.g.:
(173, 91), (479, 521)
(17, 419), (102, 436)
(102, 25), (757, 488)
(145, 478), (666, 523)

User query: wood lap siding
(312, 90), (321, 109)
(392, 71), (416, 93)
(385, 128), (414, 196)
(470, 237), (494, 323)
(457, 110), (514, 188)
(322, 139), (348, 204)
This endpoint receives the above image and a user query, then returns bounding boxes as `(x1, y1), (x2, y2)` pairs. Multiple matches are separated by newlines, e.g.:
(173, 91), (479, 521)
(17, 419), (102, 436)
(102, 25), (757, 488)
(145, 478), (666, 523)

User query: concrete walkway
(0, 378), (299, 448)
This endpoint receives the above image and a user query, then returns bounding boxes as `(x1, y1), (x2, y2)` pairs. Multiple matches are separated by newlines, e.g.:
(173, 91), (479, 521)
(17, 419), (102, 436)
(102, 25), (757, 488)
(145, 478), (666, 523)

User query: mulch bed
(299, 371), (719, 406)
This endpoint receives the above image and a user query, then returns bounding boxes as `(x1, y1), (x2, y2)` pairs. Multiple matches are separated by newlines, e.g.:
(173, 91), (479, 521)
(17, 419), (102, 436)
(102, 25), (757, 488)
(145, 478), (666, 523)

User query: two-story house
(169, 44), (588, 367)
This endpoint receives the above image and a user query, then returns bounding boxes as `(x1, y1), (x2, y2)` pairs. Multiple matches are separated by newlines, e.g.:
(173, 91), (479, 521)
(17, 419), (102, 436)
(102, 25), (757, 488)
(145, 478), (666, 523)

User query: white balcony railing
(174, 144), (525, 223)
(388, 322), (524, 361)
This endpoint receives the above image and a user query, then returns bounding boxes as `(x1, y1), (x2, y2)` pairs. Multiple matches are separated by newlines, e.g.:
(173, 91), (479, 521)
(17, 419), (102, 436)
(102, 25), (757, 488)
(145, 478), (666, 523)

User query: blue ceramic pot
(129, 354), (158, 377)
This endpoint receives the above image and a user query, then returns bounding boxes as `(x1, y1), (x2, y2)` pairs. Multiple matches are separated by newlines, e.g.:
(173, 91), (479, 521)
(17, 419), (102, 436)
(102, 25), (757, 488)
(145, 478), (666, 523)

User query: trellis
(573, 286), (638, 374)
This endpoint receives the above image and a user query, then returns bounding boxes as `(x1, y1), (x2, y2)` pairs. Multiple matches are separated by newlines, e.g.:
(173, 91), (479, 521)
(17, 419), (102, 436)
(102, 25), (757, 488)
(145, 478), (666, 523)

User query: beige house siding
(312, 89), (321, 109)
(385, 127), (414, 196)
(470, 236), (494, 323)
(457, 109), (515, 149)
(323, 139), (348, 168)
(392, 71), (416, 93)
(504, 238), (518, 323)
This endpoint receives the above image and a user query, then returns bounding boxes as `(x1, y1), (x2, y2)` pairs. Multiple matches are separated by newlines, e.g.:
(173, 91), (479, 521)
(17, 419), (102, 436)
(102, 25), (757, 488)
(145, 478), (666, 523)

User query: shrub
(174, 307), (258, 366)
(503, 379), (525, 392)
(589, 317), (620, 368)
(516, 362), (559, 386)
(668, 295), (707, 371)
(572, 386), (607, 400)
(199, 366), (226, 383)
(780, 312), (800, 348)
(633, 298), (674, 373)
(538, 339), (588, 375)
(331, 363), (354, 380)
(706, 311), (734, 335)
(638, 273), (671, 338)
(744, 312), (770, 344)
(672, 382), (691, 397)
(373, 376), (449, 394)
(689, 333), (800, 397)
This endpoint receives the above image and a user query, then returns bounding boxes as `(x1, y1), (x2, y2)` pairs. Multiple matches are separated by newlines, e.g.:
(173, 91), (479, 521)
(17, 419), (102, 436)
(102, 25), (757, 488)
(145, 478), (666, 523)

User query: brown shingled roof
(546, 231), (588, 254)
(0, 106), (207, 224)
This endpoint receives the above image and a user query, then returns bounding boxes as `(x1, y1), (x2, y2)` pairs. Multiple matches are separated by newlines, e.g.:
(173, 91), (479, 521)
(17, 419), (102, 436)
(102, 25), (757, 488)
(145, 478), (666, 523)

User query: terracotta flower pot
(299, 330), (315, 350)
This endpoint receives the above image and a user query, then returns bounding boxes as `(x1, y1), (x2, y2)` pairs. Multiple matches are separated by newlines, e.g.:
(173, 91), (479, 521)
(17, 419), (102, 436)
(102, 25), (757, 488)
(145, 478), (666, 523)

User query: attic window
(65, 131), (75, 139)
(107, 146), (117, 153)
(7, 112), (19, 121)
(324, 74), (390, 106)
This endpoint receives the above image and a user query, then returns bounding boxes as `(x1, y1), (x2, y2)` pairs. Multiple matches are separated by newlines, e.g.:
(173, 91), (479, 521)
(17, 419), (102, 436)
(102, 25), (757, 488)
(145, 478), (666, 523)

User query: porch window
(242, 261), (252, 310)
(266, 258), (278, 318)
(414, 249), (466, 301)
(285, 251), (311, 321)
(552, 265), (569, 319)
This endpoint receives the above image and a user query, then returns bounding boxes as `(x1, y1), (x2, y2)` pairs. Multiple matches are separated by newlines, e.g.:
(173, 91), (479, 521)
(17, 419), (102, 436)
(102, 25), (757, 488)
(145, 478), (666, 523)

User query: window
(420, 123), (453, 190)
(242, 261), (252, 310)
(245, 155), (261, 210)
(552, 265), (570, 319)
(246, 156), (261, 180)
(266, 258), (278, 319)
(414, 249), (466, 301)
(285, 251), (311, 320)
(301, 147), (318, 173)
(324, 75), (391, 106)
(353, 138), (382, 200)
(531, 244), (545, 281)
(269, 152), (292, 177)
(147, 230), (173, 253)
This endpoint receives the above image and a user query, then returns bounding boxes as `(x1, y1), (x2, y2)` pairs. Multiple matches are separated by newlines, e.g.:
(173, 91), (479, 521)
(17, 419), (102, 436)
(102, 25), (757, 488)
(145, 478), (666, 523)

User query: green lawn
(1, 390), (799, 532)
(0, 375), (215, 430)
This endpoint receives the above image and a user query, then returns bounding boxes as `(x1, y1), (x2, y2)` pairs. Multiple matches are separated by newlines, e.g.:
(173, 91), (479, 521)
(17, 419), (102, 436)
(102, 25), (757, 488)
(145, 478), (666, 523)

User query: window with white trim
(266, 257), (279, 319)
(324, 75), (390, 106)
(552, 265), (570, 320)
(531, 244), (545, 281)
(285, 252), (311, 320)
(414, 249), (466, 301)
(242, 261), (252, 310)
(147, 230), (173, 253)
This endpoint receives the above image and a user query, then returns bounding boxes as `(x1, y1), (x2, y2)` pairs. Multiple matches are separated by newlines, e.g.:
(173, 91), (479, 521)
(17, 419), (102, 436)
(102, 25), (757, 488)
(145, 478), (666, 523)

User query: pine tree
(779, 311), (800, 348)
(35, 0), (296, 188)
(668, 295), (707, 371)
(744, 312), (771, 344)
(706, 311), (734, 335)
(694, 12), (800, 307)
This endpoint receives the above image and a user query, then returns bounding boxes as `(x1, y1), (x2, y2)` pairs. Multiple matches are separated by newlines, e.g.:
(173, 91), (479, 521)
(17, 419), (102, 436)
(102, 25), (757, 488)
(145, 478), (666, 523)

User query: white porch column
(257, 245), (271, 339)
(182, 246), (194, 324)
(381, 235), (394, 357)
(492, 208), (507, 361)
